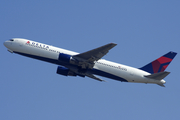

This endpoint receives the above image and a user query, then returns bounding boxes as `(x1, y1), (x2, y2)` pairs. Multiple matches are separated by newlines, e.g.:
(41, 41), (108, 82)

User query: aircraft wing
(64, 64), (105, 82)
(72, 43), (117, 69)
(85, 73), (105, 82)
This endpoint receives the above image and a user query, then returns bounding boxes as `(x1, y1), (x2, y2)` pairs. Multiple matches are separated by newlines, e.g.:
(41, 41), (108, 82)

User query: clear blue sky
(1, 1), (180, 120)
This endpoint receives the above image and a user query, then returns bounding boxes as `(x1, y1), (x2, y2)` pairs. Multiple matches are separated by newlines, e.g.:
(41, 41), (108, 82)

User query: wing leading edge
(72, 43), (117, 69)
(65, 43), (117, 82)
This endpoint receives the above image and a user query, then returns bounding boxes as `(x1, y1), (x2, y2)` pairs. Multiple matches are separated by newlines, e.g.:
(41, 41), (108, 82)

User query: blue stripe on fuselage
(89, 69), (128, 82)
(15, 51), (62, 65)
(14, 51), (128, 82)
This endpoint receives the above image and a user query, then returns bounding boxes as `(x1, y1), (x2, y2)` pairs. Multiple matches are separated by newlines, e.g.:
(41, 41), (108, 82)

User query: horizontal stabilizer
(144, 71), (170, 80)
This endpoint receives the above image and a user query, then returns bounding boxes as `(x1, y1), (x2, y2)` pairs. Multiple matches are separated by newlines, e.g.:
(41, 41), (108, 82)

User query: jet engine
(56, 66), (77, 76)
(58, 53), (78, 65)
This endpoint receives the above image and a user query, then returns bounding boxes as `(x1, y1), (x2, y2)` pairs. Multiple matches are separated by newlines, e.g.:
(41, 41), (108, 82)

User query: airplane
(4, 38), (177, 87)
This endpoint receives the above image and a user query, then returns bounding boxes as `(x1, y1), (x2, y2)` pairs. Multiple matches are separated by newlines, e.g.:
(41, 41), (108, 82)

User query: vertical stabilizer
(140, 51), (177, 74)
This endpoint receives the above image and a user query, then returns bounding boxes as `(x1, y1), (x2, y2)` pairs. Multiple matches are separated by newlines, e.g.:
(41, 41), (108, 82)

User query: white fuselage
(4, 38), (166, 85)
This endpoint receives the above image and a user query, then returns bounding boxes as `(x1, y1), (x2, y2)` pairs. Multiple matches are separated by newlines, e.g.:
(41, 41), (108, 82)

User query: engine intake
(58, 53), (71, 62)
(58, 53), (78, 65)
(56, 66), (77, 76)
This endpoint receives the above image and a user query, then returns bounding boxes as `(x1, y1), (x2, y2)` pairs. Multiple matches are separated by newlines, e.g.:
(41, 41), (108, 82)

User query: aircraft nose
(3, 41), (8, 47)
(3, 40), (13, 49)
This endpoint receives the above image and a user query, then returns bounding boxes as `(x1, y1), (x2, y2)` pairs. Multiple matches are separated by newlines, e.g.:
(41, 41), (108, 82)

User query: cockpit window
(9, 39), (14, 41)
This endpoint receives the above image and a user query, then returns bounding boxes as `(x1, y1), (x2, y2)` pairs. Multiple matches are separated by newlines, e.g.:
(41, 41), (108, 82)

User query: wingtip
(111, 43), (117, 45)
(109, 43), (117, 47)
(157, 84), (165, 87)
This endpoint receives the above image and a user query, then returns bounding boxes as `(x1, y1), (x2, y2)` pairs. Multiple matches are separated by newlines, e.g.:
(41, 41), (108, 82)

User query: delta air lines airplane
(4, 38), (177, 87)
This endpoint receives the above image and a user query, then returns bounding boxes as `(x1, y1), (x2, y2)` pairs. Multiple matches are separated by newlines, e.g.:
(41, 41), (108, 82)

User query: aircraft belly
(92, 64), (128, 82)
(126, 70), (161, 84)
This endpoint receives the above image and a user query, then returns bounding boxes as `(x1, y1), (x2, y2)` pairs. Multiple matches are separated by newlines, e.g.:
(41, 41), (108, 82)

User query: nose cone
(3, 41), (8, 48)
(4, 40), (14, 53)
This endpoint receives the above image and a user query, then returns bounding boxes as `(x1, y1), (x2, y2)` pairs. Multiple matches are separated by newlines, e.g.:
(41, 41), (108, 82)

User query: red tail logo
(140, 52), (177, 74)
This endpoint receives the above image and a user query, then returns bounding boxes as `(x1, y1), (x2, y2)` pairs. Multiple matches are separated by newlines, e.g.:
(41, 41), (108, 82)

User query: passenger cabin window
(9, 39), (14, 41)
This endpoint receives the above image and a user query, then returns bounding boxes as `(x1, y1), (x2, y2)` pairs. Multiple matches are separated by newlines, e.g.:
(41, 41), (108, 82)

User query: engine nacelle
(56, 66), (77, 76)
(58, 53), (71, 63)
(58, 53), (78, 65)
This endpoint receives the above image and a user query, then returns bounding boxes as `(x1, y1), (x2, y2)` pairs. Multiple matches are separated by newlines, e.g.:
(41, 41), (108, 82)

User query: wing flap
(64, 65), (105, 82)
(85, 74), (105, 82)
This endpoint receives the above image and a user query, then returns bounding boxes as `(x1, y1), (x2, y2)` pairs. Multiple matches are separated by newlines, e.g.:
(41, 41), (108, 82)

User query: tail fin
(139, 51), (177, 74)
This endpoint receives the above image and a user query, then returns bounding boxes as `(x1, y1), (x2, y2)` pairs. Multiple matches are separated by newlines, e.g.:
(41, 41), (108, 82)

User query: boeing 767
(4, 38), (177, 87)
